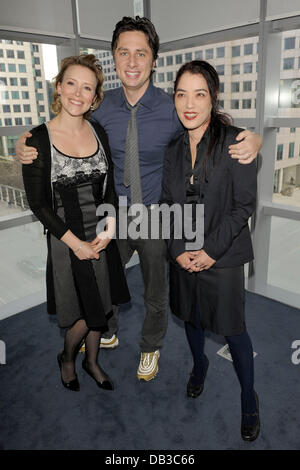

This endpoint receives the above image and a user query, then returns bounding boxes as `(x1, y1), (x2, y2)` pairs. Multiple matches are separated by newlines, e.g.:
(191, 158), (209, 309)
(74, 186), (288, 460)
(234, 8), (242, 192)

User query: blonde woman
(22, 55), (130, 392)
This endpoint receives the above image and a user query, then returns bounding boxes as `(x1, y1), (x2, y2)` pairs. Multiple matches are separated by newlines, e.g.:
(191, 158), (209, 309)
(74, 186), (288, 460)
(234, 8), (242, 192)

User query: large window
(217, 46), (225, 58)
(0, 40), (57, 217)
(0, 1), (299, 317)
(284, 37), (296, 50)
(0, 222), (47, 307)
(80, 47), (121, 91)
(232, 45), (240, 57)
(268, 217), (300, 295)
(273, 129), (300, 207)
(272, 29), (300, 207)
(279, 30), (300, 118)
(153, 35), (258, 121)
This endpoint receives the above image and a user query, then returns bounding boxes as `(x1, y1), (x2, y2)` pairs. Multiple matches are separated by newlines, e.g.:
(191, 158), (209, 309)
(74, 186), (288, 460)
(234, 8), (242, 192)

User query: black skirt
(169, 263), (246, 336)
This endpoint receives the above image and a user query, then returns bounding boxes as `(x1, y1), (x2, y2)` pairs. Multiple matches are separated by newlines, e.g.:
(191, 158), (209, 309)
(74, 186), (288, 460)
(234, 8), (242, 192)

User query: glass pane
(0, 40), (57, 130)
(80, 47), (122, 91)
(0, 134), (31, 216)
(268, 217), (300, 295)
(153, 36), (258, 118)
(0, 40), (58, 217)
(278, 30), (300, 118)
(0, 222), (47, 306)
(273, 128), (300, 207)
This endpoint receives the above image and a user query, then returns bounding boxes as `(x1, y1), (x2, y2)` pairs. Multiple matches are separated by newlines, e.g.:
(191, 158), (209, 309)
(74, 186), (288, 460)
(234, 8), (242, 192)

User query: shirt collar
(120, 81), (156, 111)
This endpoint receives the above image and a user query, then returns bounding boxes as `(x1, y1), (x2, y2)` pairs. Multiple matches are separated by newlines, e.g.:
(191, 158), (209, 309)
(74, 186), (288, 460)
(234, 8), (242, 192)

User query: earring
(90, 103), (95, 111)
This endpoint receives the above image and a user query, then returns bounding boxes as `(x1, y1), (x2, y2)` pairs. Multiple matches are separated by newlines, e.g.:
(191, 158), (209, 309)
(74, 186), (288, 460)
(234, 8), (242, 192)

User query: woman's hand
(176, 252), (196, 271)
(228, 130), (261, 164)
(90, 231), (112, 253)
(61, 230), (98, 260)
(90, 216), (115, 253)
(73, 241), (100, 260)
(186, 249), (216, 272)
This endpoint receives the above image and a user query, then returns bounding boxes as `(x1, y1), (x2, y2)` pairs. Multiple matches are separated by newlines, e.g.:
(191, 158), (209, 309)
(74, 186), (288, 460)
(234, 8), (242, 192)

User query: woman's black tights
(184, 318), (257, 422)
(60, 318), (107, 383)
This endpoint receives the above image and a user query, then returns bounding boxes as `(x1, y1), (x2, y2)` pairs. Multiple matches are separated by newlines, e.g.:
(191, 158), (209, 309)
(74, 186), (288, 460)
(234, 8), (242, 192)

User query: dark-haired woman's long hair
(174, 60), (233, 178)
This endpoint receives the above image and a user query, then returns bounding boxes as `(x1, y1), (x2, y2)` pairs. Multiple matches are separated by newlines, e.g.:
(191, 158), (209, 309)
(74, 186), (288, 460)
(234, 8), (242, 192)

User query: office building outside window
(289, 142), (295, 158)
(205, 49), (213, 60)
(242, 99), (252, 109)
(283, 57), (294, 70)
(216, 64), (225, 75)
(277, 144), (283, 160)
(232, 64), (240, 75)
(232, 45), (240, 57)
(244, 43), (253, 55)
(243, 81), (252, 92)
(244, 62), (253, 73)
(0, 39), (52, 217)
(274, 29), (300, 207)
(284, 37), (295, 49)
(231, 82), (240, 92)
(217, 46), (225, 58)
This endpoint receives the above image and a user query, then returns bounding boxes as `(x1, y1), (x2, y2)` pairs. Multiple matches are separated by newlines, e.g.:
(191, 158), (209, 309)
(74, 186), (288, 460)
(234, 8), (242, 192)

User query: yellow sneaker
(100, 335), (119, 349)
(79, 334), (119, 353)
(137, 350), (160, 381)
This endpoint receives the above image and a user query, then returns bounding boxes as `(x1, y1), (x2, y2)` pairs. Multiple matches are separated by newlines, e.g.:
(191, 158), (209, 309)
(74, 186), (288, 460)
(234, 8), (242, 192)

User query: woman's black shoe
(187, 354), (209, 398)
(241, 392), (260, 441)
(57, 352), (80, 392)
(82, 360), (114, 391)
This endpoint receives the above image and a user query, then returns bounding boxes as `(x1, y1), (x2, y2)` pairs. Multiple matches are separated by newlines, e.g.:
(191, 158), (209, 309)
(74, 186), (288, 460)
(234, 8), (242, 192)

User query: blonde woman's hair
(51, 54), (104, 119)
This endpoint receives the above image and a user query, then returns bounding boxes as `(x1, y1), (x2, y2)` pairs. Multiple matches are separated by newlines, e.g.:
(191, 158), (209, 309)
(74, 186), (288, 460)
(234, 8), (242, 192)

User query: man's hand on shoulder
(228, 129), (262, 165)
(16, 132), (38, 164)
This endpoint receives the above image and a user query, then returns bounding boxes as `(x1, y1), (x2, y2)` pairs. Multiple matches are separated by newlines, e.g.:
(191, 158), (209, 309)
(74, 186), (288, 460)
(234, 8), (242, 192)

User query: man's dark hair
(111, 16), (160, 61)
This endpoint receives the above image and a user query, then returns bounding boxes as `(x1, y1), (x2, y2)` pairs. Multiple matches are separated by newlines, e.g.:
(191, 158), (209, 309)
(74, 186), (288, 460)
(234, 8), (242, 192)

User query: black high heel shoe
(82, 360), (114, 391)
(241, 391), (260, 441)
(57, 352), (80, 392)
(187, 354), (209, 398)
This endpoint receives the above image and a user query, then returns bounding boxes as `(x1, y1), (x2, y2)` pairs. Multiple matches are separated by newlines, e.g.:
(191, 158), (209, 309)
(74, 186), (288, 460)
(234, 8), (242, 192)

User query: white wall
(266, 0), (300, 20)
(77, 0), (134, 41)
(151, 0), (260, 43)
(0, 0), (74, 37)
(0, 0), (134, 41)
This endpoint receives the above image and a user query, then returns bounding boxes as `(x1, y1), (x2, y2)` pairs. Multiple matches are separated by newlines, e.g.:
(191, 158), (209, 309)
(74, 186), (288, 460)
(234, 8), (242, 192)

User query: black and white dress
(49, 134), (113, 330)
(22, 121), (130, 330)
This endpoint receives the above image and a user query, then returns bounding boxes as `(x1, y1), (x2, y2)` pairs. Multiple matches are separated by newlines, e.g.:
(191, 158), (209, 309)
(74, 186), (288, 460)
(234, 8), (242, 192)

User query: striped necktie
(123, 102), (142, 206)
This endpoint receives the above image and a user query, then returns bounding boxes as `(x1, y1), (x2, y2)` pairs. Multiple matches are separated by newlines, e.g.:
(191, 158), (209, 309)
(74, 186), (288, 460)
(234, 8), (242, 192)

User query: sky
(42, 44), (58, 81)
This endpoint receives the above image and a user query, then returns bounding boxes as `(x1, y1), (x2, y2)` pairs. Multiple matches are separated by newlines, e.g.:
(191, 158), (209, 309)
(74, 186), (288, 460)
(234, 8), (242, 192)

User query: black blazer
(160, 124), (257, 268)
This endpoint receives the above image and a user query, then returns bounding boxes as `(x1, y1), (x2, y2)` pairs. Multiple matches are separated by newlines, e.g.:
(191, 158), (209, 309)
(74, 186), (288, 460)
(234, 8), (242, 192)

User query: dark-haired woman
(160, 61), (260, 441)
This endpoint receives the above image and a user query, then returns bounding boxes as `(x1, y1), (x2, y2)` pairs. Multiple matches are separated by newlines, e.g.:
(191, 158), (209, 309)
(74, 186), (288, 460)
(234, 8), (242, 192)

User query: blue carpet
(0, 265), (299, 450)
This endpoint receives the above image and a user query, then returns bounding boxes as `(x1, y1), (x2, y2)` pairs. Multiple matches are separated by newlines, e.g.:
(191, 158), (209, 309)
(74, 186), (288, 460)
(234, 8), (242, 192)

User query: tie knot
(126, 102), (140, 114)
